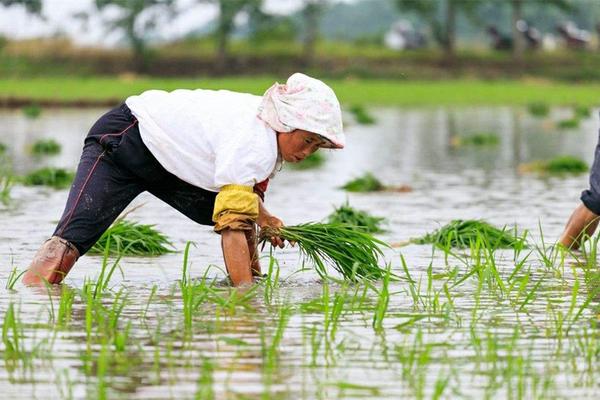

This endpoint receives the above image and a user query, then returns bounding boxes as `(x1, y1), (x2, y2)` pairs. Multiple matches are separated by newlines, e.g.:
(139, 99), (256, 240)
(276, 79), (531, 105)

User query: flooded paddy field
(1, 106), (600, 399)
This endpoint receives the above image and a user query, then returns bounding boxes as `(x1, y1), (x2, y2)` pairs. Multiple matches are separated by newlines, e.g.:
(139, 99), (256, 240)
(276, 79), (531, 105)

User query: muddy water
(1, 106), (599, 399)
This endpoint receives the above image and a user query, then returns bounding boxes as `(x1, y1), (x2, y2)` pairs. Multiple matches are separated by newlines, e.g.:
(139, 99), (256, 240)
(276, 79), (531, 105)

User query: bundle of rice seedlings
(527, 102), (549, 117)
(260, 222), (389, 280)
(22, 167), (75, 189)
(326, 202), (386, 233)
(412, 219), (527, 249)
(557, 118), (580, 129)
(22, 104), (42, 119)
(89, 219), (174, 256)
(341, 173), (385, 192)
(31, 139), (61, 156)
(459, 133), (500, 146)
(289, 152), (326, 170)
(348, 105), (376, 125)
(573, 105), (590, 119)
(519, 156), (588, 175)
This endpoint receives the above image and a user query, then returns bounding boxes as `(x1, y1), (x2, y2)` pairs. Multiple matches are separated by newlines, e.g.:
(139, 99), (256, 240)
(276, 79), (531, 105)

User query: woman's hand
(257, 213), (285, 248)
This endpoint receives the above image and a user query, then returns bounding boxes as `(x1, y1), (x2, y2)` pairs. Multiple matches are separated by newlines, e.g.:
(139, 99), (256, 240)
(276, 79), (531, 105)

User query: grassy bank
(1, 77), (600, 107)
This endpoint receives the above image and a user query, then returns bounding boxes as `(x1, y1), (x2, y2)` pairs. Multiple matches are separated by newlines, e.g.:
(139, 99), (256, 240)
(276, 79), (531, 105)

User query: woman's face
(277, 129), (328, 162)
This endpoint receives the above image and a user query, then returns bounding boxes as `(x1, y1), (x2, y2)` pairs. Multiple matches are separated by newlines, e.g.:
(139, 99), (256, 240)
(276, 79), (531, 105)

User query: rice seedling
(22, 104), (42, 119)
(31, 138), (61, 156)
(457, 132), (500, 146)
(89, 219), (174, 256)
(413, 219), (527, 250)
(22, 167), (75, 189)
(326, 201), (386, 233)
(527, 102), (549, 117)
(5, 266), (25, 290)
(0, 142), (6, 154)
(259, 222), (389, 280)
(557, 117), (580, 129)
(348, 104), (376, 125)
(0, 174), (13, 205)
(520, 156), (588, 176)
(341, 172), (385, 192)
(289, 151), (326, 170)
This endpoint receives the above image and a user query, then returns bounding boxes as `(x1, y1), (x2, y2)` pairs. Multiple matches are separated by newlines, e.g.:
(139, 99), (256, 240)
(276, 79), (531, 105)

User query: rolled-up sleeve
(212, 185), (259, 233)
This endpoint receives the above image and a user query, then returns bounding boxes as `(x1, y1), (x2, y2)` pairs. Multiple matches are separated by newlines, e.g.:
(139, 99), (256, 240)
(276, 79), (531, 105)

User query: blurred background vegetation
(3, 0), (600, 104)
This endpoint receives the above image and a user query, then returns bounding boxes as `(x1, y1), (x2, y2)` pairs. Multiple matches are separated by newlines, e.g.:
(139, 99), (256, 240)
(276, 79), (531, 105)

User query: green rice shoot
(31, 139), (61, 156)
(260, 222), (389, 281)
(348, 104), (376, 125)
(326, 202), (386, 233)
(89, 219), (174, 256)
(0, 143), (6, 154)
(341, 172), (385, 192)
(573, 104), (590, 119)
(289, 152), (326, 170)
(413, 219), (527, 249)
(22, 167), (74, 189)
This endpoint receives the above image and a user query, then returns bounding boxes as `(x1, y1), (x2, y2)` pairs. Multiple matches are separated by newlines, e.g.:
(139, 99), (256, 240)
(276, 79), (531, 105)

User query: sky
(0, 0), (331, 46)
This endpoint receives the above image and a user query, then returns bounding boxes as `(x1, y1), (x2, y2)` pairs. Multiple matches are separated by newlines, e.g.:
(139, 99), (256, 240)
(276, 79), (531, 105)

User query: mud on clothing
(53, 104), (220, 256)
(582, 116), (600, 214)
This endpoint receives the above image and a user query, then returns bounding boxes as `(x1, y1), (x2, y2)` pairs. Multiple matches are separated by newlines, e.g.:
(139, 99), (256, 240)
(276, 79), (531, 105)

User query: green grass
(3, 78), (600, 107)
(413, 219), (527, 249)
(22, 167), (74, 189)
(31, 139), (61, 156)
(89, 219), (174, 256)
(326, 202), (386, 233)
(289, 152), (326, 170)
(260, 222), (389, 280)
(341, 173), (385, 192)
(348, 105), (376, 125)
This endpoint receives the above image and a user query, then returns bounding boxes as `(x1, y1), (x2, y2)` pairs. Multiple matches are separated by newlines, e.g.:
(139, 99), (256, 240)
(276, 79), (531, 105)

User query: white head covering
(257, 72), (345, 149)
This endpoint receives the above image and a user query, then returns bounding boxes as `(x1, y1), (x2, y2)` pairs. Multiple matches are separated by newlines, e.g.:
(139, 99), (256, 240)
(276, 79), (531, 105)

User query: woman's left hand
(257, 214), (285, 248)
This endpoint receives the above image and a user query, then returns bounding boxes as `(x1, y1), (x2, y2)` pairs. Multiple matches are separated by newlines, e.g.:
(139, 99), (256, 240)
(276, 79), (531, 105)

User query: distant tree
(508, 0), (571, 61)
(94, 0), (176, 73)
(0, 0), (41, 14)
(301, 0), (328, 66)
(199, 0), (261, 70)
(395, 0), (482, 60)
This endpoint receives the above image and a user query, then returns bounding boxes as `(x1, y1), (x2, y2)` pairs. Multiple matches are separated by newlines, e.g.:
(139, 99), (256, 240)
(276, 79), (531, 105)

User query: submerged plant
(413, 219), (527, 249)
(289, 152), (326, 170)
(326, 202), (386, 233)
(527, 102), (549, 117)
(348, 105), (376, 125)
(341, 173), (385, 192)
(89, 219), (174, 256)
(31, 139), (61, 156)
(520, 156), (588, 176)
(22, 167), (75, 189)
(260, 222), (389, 280)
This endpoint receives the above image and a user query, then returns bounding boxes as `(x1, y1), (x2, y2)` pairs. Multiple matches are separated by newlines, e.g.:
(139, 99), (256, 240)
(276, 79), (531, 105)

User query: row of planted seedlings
(4, 204), (600, 398)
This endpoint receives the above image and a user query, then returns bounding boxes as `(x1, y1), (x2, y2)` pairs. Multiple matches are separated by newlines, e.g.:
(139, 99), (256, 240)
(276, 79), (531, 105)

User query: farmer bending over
(559, 115), (600, 249)
(22, 73), (345, 287)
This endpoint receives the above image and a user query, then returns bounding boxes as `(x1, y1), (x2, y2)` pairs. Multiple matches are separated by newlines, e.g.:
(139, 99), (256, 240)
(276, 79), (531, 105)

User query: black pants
(53, 104), (217, 255)
(582, 113), (600, 215)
